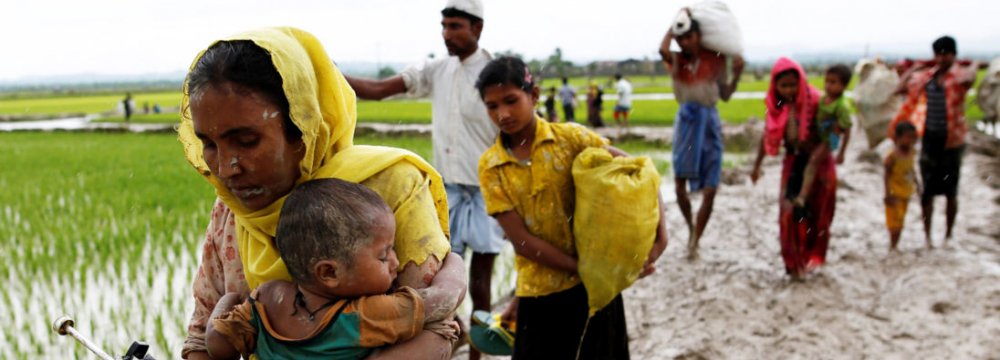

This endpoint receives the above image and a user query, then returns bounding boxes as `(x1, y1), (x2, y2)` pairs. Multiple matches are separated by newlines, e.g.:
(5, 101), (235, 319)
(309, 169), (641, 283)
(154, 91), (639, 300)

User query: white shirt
(400, 48), (497, 186)
(616, 79), (633, 107)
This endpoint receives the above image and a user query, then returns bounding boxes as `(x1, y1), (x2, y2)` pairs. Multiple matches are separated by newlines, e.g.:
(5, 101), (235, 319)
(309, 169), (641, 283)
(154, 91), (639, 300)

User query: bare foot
(686, 247), (700, 262)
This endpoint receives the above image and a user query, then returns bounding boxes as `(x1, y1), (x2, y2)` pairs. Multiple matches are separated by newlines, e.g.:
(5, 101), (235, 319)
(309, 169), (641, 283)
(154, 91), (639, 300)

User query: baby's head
(824, 64), (852, 99)
(893, 121), (918, 152)
(276, 178), (397, 297)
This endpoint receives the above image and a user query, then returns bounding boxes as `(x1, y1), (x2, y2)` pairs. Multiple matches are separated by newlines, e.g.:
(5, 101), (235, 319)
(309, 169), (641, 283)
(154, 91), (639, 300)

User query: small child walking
(205, 179), (461, 360)
(818, 64), (854, 164)
(884, 121), (922, 251)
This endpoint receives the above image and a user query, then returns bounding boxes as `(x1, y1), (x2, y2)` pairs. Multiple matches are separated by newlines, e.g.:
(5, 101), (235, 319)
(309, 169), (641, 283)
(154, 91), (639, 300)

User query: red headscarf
(763, 57), (820, 156)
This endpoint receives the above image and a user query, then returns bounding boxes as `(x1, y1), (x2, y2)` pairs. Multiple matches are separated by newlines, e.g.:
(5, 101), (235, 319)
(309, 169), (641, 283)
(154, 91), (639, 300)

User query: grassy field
(1, 69), (988, 128)
(0, 91), (181, 117)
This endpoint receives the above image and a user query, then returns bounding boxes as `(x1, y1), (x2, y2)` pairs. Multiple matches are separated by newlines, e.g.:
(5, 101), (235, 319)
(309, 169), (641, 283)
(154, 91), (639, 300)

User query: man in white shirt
(613, 73), (633, 127)
(345, 1), (502, 359)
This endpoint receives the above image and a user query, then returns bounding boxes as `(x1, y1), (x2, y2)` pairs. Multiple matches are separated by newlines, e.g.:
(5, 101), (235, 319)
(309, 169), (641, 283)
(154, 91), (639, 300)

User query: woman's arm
(750, 135), (766, 184)
(183, 201), (231, 359)
(204, 293), (248, 360)
(414, 252), (467, 322)
(365, 330), (452, 360)
(495, 211), (578, 273)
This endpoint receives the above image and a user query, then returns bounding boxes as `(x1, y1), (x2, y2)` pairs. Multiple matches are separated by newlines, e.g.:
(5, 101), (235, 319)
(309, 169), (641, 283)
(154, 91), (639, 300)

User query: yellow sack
(572, 147), (661, 316)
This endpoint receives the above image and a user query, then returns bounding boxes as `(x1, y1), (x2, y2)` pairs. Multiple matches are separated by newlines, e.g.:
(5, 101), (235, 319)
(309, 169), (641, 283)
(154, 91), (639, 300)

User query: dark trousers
(513, 284), (630, 360)
(563, 103), (576, 122)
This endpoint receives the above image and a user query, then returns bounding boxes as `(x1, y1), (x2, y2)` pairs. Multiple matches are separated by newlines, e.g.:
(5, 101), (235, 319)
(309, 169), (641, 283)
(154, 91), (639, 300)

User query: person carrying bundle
(659, 1), (744, 260)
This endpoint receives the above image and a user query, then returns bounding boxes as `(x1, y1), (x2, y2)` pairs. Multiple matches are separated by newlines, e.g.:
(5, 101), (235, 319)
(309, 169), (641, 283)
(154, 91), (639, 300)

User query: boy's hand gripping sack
(672, 1), (744, 56)
(572, 148), (661, 316)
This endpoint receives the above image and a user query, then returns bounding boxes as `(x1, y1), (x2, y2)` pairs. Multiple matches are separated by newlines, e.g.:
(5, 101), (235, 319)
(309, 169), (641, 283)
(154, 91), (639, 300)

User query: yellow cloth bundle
(177, 27), (449, 289)
(572, 148), (660, 316)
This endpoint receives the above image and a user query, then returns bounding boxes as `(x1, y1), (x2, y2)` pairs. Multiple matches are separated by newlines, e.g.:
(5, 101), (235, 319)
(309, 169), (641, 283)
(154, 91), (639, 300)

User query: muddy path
(624, 129), (1000, 359)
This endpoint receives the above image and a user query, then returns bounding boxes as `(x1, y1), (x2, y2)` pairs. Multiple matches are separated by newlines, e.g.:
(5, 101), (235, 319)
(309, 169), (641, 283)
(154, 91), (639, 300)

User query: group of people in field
(541, 74), (634, 131)
(174, 0), (979, 359)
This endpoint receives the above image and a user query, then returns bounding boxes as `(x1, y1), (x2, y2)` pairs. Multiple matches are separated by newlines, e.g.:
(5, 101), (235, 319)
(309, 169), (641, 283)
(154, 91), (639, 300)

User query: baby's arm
(205, 292), (252, 360)
(414, 252), (467, 322)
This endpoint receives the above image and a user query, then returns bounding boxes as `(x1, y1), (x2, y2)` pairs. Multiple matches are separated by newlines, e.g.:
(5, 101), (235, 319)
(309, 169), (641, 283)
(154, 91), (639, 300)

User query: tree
(546, 47), (574, 78)
(377, 66), (397, 80)
(495, 49), (523, 59)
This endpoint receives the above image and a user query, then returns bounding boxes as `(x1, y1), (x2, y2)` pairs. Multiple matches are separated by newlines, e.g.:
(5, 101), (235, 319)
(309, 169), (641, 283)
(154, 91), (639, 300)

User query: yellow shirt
(886, 150), (916, 198)
(478, 119), (609, 297)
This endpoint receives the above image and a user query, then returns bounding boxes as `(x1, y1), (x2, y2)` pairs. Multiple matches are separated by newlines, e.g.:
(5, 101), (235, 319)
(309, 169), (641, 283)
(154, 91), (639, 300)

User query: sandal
(468, 310), (515, 355)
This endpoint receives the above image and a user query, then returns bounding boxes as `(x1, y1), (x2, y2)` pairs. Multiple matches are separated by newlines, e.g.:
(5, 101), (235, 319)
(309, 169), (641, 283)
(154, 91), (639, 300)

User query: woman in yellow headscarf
(178, 27), (465, 359)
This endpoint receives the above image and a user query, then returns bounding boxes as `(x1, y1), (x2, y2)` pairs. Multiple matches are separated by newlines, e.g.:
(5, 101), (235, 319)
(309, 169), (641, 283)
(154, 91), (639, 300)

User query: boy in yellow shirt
(475, 56), (667, 359)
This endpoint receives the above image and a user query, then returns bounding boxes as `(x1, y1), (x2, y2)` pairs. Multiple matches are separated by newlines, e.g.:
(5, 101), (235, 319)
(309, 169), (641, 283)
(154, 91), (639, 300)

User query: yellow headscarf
(178, 27), (449, 289)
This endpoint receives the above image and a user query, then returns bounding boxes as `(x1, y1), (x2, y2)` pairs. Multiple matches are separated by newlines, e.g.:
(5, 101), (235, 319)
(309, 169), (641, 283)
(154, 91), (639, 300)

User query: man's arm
(720, 55), (745, 102)
(658, 30), (676, 68)
(345, 75), (408, 100)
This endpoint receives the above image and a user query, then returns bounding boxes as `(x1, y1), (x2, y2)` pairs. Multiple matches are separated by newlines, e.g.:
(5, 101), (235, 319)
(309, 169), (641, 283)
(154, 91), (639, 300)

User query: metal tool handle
(52, 315), (116, 360)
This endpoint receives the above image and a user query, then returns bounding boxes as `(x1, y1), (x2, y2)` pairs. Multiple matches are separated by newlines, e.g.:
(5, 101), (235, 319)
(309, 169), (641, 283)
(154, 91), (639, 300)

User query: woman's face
(775, 72), (800, 103)
(190, 81), (305, 211)
(482, 83), (538, 135)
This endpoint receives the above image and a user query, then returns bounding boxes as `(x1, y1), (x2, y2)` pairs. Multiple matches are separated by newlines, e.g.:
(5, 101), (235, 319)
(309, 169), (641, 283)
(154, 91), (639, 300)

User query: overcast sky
(3, 0), (999, 81)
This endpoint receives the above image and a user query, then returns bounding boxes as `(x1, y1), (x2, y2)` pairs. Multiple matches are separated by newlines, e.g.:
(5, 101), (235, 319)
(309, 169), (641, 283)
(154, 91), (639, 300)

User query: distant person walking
(545, 86), (559, 122)
(586, 81), (605, 127)
(344, 2), (505, 359)
(122, 93), (133, 122)
(613, 73), (632, 128)
(559, 77), (577, 122)
(889, 36), (977, 246)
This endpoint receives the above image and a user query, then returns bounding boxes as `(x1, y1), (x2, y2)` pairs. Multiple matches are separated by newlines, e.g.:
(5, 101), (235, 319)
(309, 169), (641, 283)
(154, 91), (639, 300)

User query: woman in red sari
(751, 57), (837, 280)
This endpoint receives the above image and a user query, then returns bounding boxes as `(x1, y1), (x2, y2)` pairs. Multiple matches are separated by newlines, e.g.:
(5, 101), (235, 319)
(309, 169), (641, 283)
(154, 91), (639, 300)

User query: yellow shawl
(178, 27), (449, 289)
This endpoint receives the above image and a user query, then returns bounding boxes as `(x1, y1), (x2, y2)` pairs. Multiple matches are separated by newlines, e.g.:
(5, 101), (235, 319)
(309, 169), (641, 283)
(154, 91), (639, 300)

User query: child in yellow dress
(884, 121), (922, 251)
